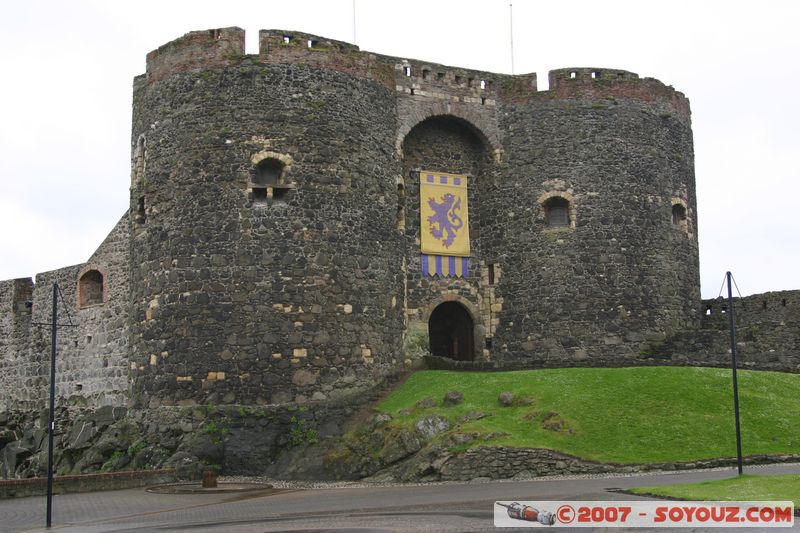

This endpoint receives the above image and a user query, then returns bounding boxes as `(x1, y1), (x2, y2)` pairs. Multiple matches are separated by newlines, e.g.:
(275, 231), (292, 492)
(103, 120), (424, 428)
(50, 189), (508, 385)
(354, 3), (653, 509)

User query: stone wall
(0, 215), (130, 412)
(432, 446), (799, 482)
(647, 290), (800, 371)
(0, 266), (85, 411)
(0, 278), (37, 410)
(0, 469), (177, 499)
(0, 378), (397, 480)
(71, 216), (131, 406)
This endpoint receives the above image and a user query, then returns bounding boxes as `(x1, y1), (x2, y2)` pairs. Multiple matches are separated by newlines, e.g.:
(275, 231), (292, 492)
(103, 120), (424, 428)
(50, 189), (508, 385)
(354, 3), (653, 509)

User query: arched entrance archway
(428, 301), (474, 361)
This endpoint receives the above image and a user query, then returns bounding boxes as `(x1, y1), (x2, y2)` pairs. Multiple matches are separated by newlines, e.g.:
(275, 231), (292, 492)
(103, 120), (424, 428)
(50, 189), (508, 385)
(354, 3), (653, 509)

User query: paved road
(3, 464), (799, 532)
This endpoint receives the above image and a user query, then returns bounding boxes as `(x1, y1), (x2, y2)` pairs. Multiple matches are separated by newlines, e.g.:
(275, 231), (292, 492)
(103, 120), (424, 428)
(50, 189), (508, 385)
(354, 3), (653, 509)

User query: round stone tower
(129, 28), (405, 408)
(483, 68), (699, 366)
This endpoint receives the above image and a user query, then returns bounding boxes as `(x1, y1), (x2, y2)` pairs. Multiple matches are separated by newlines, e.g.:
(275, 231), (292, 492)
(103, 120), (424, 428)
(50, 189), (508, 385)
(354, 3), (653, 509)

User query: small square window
(253, 187), (268, 203)
(78, 270), (104, 307)
(543, 197), (571, 227)
(548, 206), (569, 226)
(672, 203), (688, 232)
(135, 196), (146, 224)
(273, 187), (290, 202)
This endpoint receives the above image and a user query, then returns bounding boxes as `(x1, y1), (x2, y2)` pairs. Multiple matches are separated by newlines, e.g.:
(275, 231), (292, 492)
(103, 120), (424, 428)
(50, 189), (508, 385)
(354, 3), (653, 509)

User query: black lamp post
(726, 271), (744, 475)
(46, 282), (58, 527)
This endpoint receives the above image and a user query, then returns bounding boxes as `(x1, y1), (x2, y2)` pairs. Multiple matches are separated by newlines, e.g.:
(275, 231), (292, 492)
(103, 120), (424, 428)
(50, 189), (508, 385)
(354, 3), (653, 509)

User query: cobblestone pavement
(2, 464), (799, 532)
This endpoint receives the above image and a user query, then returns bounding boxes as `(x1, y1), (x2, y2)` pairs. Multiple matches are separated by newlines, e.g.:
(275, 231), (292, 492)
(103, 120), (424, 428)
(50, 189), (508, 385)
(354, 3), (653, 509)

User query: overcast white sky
(0, 0), (798, 298)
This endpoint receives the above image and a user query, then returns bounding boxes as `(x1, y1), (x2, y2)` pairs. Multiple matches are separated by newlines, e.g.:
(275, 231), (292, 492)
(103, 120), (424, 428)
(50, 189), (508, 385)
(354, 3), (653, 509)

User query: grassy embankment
(629, 474), (800, 508)
(376, 367), (800, 464)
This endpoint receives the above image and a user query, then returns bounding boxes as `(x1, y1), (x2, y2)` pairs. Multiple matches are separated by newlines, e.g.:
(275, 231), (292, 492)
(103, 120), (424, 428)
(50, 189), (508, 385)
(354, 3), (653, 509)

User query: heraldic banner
(419, 170), (470, 277)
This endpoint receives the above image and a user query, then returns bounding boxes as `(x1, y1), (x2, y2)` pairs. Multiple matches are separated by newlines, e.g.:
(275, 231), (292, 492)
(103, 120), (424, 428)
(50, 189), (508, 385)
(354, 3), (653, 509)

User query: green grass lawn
(376, 367), (800, 464)
(629, 474), (800, 507)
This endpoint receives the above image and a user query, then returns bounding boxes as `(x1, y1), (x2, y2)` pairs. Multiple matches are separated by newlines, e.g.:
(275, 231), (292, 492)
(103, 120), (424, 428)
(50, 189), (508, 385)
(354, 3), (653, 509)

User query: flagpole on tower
(509, 3), (515, 74)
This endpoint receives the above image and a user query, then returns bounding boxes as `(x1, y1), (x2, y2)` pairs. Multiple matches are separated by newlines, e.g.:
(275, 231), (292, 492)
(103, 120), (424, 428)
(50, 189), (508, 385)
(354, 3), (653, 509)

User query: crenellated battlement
(257, 28), (511, 100)
(142, 28), (688, 115)
(390, 58), (522, 107)
(548, 67), (691, 117)
(10, 278), (34, 317)
(146, 27), (246, 83)
(256, 28), (395, 88)
(701, 290), (800, 330)
(648, 289), (800, 371)
(549, 67), (639, 86)
(259, 29), (360, 55)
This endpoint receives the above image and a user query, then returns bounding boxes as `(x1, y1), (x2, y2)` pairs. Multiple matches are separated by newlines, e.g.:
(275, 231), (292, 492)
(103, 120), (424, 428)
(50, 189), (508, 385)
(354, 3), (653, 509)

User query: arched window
(672, 203), (687, 229)
(671, 200), (690, 234)
(252, 157), (292, 203)
(254, 158), (283, 186)
(78, 270), (104, 308)
(544, 196), (571, 227)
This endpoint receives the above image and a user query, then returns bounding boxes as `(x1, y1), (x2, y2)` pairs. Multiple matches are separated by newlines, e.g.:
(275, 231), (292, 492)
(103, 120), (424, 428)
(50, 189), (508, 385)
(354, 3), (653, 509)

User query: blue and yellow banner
(420, 170), (470, 277)
(421, 254), (470, 277)
(420, 171), (470, 256)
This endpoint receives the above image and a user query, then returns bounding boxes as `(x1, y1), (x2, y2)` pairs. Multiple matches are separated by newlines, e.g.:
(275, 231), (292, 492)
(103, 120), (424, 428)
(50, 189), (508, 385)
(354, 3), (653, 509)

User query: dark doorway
(428, 302), (474, 361)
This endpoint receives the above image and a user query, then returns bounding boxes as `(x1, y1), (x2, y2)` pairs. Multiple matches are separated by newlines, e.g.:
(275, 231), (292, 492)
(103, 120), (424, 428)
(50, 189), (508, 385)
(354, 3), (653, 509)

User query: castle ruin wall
(650, 290), (800, 371)
(0, 28), (798, 479)
(0, 215), (130, 412)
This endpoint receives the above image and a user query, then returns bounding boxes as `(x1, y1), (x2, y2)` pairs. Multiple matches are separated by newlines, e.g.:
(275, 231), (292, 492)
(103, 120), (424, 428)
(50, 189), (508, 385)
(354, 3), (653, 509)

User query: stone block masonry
(0, 215), (130, 412)
(0, 26), (798, 480)
(648, 290), (800, 371)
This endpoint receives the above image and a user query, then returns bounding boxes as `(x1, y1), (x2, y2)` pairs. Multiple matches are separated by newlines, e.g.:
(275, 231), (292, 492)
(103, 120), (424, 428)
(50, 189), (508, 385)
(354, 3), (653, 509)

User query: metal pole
(46, 282), (57, 527)
(509, 3), (515, 74)
(726, 271), (744, 475)
(353, 0), (357, 44)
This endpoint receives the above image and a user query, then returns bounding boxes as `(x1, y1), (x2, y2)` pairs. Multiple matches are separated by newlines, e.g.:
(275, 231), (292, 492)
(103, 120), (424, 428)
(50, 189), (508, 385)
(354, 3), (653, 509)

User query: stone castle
(1, 28), (797, 477)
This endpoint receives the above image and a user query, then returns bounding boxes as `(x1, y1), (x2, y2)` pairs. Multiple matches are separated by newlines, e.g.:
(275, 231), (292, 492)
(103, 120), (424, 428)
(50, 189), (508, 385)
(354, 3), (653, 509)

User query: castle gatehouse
(0, 28), (797, 479)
